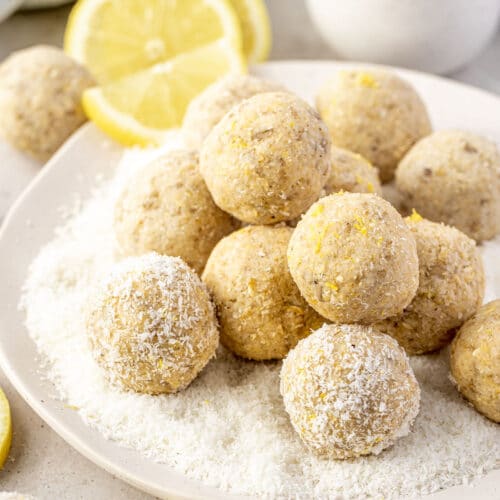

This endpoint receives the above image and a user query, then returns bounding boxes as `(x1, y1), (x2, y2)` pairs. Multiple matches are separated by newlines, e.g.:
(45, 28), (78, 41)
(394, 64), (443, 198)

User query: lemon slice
(65, 0), (243, 84)
(229, 0), (271, 62)
(0, 387), (12, 469)
(83, 40), (245, 146)
(65, 0), (246, 145)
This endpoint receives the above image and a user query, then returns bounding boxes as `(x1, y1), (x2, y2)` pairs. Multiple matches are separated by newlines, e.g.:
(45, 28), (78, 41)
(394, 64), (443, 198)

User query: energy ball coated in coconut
(316, 69), (432, 182)
(288, 193), (419, 323)
(396, 130), (500, 241)
(200, 92), (331, 224)
(182, 74), (284, 150)
(114, 149), (237, 275)
(280, 324), (420, 459)
(202, 225), (326, 360)
(0, 45), (94, 162)
(450, 300), (500, 422)
(374, 214), (485, 355)
(325, 146), (382, 195)
(86, 253), (219, 395)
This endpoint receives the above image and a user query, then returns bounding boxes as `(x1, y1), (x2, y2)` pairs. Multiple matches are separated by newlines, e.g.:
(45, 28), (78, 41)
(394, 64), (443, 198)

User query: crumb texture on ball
(114, 149), (237, 274)
(182, 74), (284, 150)
(450, 299), (500, 422)
(0, 45), (94, 161)
(202, 225), (325, 360)
(86, 253), (219, 394)
(287, 193), (419, 323)
(316, 69), (431, 182)
(325, 146), (382, 196)
(200, 91), (331, 224)
(280, 324), (420, 459)
(374, 216), (484, 355)
(396, 129), (500, 241)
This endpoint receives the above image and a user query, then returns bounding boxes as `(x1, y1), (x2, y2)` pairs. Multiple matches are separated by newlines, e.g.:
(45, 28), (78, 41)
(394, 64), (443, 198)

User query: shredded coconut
(20, 141), (500, 499)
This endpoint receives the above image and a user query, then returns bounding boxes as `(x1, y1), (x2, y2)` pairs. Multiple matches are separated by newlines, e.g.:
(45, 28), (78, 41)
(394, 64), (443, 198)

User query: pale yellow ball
(280, 324), (420, 459)
(202, 225), (326, 360)
(396, 129), (500, 241)
(86, 253), (219, 394)
(316, 69), (431, 182)
(288, 193), (419, 323)
(450, 299), (500, 422)
(374, 216), (485, 354)
(200, 92), (331, 224)
(114, 149), (237, 274)
(0, 45), (94, 161)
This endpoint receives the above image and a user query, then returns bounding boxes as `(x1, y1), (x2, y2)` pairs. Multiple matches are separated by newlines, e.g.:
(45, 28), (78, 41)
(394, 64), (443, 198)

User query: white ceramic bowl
(306, 0), (500, 74)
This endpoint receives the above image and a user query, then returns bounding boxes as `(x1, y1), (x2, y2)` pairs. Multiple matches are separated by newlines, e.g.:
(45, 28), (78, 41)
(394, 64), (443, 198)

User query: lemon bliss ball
(316, 69), (431, 182)
(202, 225), (326, 360)
(200, 92), (331, 224)
(182, 74), (284, 150)
(0, 45), (94, 162)
(280, 324), (420, 459)
(86, 253), (219, 395)
(287, 193), (419, 323)
(374, 215), (484, 355)
(114, 149), (237, 275)
(450, 299), (500, 422)
(396, 130), (500, 241)
(325, 146), (382, 196)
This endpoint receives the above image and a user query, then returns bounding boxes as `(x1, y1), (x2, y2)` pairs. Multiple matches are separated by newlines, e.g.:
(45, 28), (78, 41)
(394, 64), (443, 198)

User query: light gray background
(0, 2), (499, 498)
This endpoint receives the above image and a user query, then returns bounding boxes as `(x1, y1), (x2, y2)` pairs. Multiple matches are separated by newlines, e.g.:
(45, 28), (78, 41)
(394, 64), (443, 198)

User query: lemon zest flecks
(325, 281), (338, 292)
(409, 208), (423, 223)
(353, 215), (368, 236)
(356, 72), (379, 88)
(310, 203), (324, 217)
(314, 223), (330, 253)
(248, 277), (257, 292)
(231, 136), (248, 149)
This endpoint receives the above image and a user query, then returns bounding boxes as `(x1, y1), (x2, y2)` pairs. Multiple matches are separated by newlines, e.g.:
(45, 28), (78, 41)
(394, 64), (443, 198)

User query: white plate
(0, 61), (499, 499)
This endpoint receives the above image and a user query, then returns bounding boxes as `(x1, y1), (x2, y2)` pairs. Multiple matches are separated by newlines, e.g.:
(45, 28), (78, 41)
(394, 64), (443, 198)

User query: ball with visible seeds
(325, 146), (382, 195)
(200, 92), (331, 224)
(450, 299), (500, 422)
(280, 324), (420, 459)
(182, 74), (284, 150)
(202, 225), (326, 360)
(86, 253), (219, 394)
(396, 129), (500, 241)
(0, 45), (94, 162)
(288, 193), (419, 323)
(316, 69), (431, 182)
(374, 215), (485, 355)
(114, 149), (237, 275)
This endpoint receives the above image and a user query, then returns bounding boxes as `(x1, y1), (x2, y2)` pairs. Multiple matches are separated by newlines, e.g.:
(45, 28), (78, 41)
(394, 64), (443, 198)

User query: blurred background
(0, 0), (499, 92)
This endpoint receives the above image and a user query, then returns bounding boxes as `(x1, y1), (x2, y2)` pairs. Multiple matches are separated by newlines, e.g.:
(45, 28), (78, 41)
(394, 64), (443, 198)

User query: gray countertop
(0, 2), (499, 499)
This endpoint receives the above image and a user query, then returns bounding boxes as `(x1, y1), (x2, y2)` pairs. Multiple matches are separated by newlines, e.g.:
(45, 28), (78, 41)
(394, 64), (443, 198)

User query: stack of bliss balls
(86, 70), (500, 461)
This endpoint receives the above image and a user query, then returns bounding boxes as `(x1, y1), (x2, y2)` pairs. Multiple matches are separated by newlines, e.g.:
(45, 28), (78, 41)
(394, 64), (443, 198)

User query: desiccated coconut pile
(20, 138), (500, 499)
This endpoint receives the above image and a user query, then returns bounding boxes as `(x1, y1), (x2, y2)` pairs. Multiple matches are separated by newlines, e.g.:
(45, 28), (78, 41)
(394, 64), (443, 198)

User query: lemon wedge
(65, 0), (246, 145)
(82, 39), (245, 146)
(0, 387), (12, 469)
(229, 0), (271, 62)
(65, 0), (243, 84)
